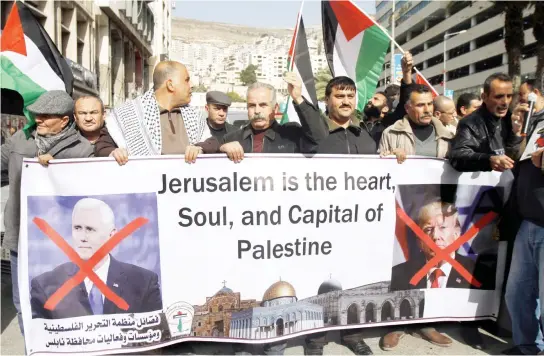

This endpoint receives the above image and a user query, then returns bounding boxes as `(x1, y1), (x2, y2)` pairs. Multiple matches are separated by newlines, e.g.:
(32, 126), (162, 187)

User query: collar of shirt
(84, 254), (111, 300)
(426, 260), (453, 288)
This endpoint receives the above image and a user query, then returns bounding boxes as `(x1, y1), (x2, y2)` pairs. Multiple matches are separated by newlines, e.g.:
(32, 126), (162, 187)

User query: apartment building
(375, 0), (537, 99)
(0, 0), (171, 109)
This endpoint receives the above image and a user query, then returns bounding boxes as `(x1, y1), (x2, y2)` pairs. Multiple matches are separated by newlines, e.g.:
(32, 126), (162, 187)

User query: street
(1, 271), (513, 356)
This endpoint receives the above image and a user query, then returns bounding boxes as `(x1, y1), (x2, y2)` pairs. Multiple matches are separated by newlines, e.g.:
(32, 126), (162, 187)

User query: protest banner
(19, 155), (511, 355)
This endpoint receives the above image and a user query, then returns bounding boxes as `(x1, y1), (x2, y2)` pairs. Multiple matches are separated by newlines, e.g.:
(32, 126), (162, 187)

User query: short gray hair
(247, 82), (277, 107)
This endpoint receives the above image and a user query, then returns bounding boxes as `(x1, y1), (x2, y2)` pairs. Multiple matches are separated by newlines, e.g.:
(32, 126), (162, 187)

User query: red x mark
(33, 216), (149, 311)
(396, 206), (497, 288)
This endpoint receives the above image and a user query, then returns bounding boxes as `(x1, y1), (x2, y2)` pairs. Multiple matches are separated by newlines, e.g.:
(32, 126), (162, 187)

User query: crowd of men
(1, 52), (543, 356)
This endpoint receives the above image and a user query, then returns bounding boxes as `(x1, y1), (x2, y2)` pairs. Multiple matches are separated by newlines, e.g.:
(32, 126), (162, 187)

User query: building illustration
(229, 280), (324, 339)
(302, 279), (425, 326)
(191, 282), (259, 337)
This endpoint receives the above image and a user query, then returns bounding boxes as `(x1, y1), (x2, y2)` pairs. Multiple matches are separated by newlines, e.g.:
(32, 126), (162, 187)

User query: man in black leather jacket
(449, 73), (523, 172)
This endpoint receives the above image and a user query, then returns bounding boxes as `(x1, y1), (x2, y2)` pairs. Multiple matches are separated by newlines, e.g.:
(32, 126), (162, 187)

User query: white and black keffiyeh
(106, 89), (211, 156)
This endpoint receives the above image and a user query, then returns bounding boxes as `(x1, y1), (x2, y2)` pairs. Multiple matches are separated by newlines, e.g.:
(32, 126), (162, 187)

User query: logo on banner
(165, 301), (194, 337)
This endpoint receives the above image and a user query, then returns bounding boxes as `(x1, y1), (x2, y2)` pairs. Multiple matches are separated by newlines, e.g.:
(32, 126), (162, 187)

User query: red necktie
(431, 269), (445, 288)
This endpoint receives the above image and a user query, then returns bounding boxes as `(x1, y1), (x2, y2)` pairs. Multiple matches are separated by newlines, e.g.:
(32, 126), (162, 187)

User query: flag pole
(390, 0), (395, 85)
(281, 0), (305, 122)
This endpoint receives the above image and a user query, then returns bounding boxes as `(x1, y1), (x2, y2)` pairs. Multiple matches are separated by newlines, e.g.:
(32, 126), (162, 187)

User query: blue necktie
(88, 284), (103, 315)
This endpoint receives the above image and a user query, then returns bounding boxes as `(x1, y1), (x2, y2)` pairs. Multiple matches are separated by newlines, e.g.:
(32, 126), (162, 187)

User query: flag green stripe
(354, 25), (390, 111)
(1, 56), (46, 131)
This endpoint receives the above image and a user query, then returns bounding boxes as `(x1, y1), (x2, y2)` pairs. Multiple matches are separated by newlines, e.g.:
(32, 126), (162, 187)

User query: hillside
(172, 17), (322, 44)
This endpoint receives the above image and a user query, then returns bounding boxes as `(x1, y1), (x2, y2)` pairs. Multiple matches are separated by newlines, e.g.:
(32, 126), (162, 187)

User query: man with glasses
(433, 95), (458, 135)
(74, 95), (106, 146)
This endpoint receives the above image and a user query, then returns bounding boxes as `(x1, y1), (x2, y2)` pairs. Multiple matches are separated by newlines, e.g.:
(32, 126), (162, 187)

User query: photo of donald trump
(390, 200), (496, 291)
(30, 198), (163, 319)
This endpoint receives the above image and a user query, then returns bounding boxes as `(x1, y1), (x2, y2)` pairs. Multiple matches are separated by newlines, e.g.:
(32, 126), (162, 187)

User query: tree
(532, 1), (544, 91)
(192, 84), (207, 93)
(239, 64), (258, 86)
(227, 91), (245, 102)
(314, 67), (332, 101)
(494, 1), (530, 91)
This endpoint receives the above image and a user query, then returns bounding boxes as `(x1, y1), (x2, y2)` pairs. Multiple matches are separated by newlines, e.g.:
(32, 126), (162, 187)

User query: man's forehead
(75, 97), (101, 108)
(490, 80), (513, 93)
(410, 92), (433, 103)
(248, 88), (271, 101)
(375, 93), (387, 101)
(331, 87), (355, 95)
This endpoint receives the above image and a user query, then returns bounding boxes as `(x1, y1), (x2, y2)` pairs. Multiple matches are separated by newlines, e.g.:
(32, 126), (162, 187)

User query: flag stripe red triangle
(330, 1), (374, 42)
(1, 3), (27, 56)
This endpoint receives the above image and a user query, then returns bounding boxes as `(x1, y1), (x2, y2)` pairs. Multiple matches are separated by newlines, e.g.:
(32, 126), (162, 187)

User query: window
(411, 44), (424, 56)
(448, 0), (471, 17)
(378, 9), (392, 24)
(376, 0), (388, 13)
(427, 53), (444, 68)
(522, 42), (537, 59)
(475, 28), (504, 49)
(448, 42), (470, 60)
(448, 65), (470, 80)
(428, 74), (442, 86)
(397, 0), (431, 25)
(478, 6), (504, 26)
(523, 15), (533, 30)
(474, 54), (503, 73)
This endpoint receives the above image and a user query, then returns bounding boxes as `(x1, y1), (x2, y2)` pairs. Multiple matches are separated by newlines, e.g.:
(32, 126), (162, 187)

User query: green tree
(239, 64), (258, 86)
(532, 1), (544, 90)
(227, 91), (245, 103)
(192, 84), (207, 93)
(314, 67), (332, 101)
(493, 1), (530, 91)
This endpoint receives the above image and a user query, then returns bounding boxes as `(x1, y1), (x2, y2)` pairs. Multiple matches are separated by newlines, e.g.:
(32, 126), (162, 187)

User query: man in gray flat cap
(1, 90), (93, 337)
(206, 90), (234, 142)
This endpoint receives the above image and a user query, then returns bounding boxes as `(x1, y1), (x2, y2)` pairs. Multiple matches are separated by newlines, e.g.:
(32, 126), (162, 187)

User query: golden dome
(262, 280), (296, 301)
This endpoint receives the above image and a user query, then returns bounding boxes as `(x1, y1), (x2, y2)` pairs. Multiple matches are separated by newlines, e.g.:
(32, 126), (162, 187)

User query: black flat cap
(206, 91), (232, 107)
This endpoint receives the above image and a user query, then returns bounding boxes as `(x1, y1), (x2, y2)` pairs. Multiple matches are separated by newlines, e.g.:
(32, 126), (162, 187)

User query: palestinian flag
(322, 0), (389, 111)
(280, 2), (318, 125)
(414, 68), (438, 98)
(1, 1), (73, 137)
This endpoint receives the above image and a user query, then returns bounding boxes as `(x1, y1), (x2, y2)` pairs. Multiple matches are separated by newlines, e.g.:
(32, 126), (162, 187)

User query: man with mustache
(217, 74), (327, 162)
(449, 72), (524, 172)
(378, 85), (454, 164)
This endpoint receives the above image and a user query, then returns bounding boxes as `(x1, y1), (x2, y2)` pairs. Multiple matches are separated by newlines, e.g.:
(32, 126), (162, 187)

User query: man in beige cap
(206, 90), (234, 142)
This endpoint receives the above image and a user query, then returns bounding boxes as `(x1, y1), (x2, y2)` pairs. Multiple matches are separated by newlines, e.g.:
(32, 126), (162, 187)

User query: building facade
(191, 284), (259, 337)
(375, 0), (537, 100)
(1, 0), (172, 109)
(229, 280), (324, 339)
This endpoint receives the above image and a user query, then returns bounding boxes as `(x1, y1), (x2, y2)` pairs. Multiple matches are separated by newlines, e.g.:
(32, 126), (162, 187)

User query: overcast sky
(173, 0), (377, 28)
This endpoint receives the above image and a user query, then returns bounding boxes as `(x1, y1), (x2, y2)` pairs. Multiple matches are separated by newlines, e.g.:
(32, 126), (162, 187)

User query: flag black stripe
(295, 18), (318, 106)
(321, 1), (338, 77)
(16, 1), (73, 95)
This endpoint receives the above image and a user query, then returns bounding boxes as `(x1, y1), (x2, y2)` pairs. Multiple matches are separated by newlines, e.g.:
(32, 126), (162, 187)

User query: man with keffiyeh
(95, 61), (218, 164)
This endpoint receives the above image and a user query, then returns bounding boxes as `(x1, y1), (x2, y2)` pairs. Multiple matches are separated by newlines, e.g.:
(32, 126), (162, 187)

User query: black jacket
(449, 105), (523, 172)
(320, 119), (377, 154)
(295, 98), (377, 154)
(208, 120), (235, 142)
(221, 100), (327, 154)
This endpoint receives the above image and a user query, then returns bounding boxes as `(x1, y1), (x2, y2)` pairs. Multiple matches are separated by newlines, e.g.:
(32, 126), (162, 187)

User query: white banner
(19, 155), (511, 355)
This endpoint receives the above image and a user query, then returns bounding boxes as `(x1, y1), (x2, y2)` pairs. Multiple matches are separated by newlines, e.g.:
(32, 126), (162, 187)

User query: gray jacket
(1, 130), (93, 252)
